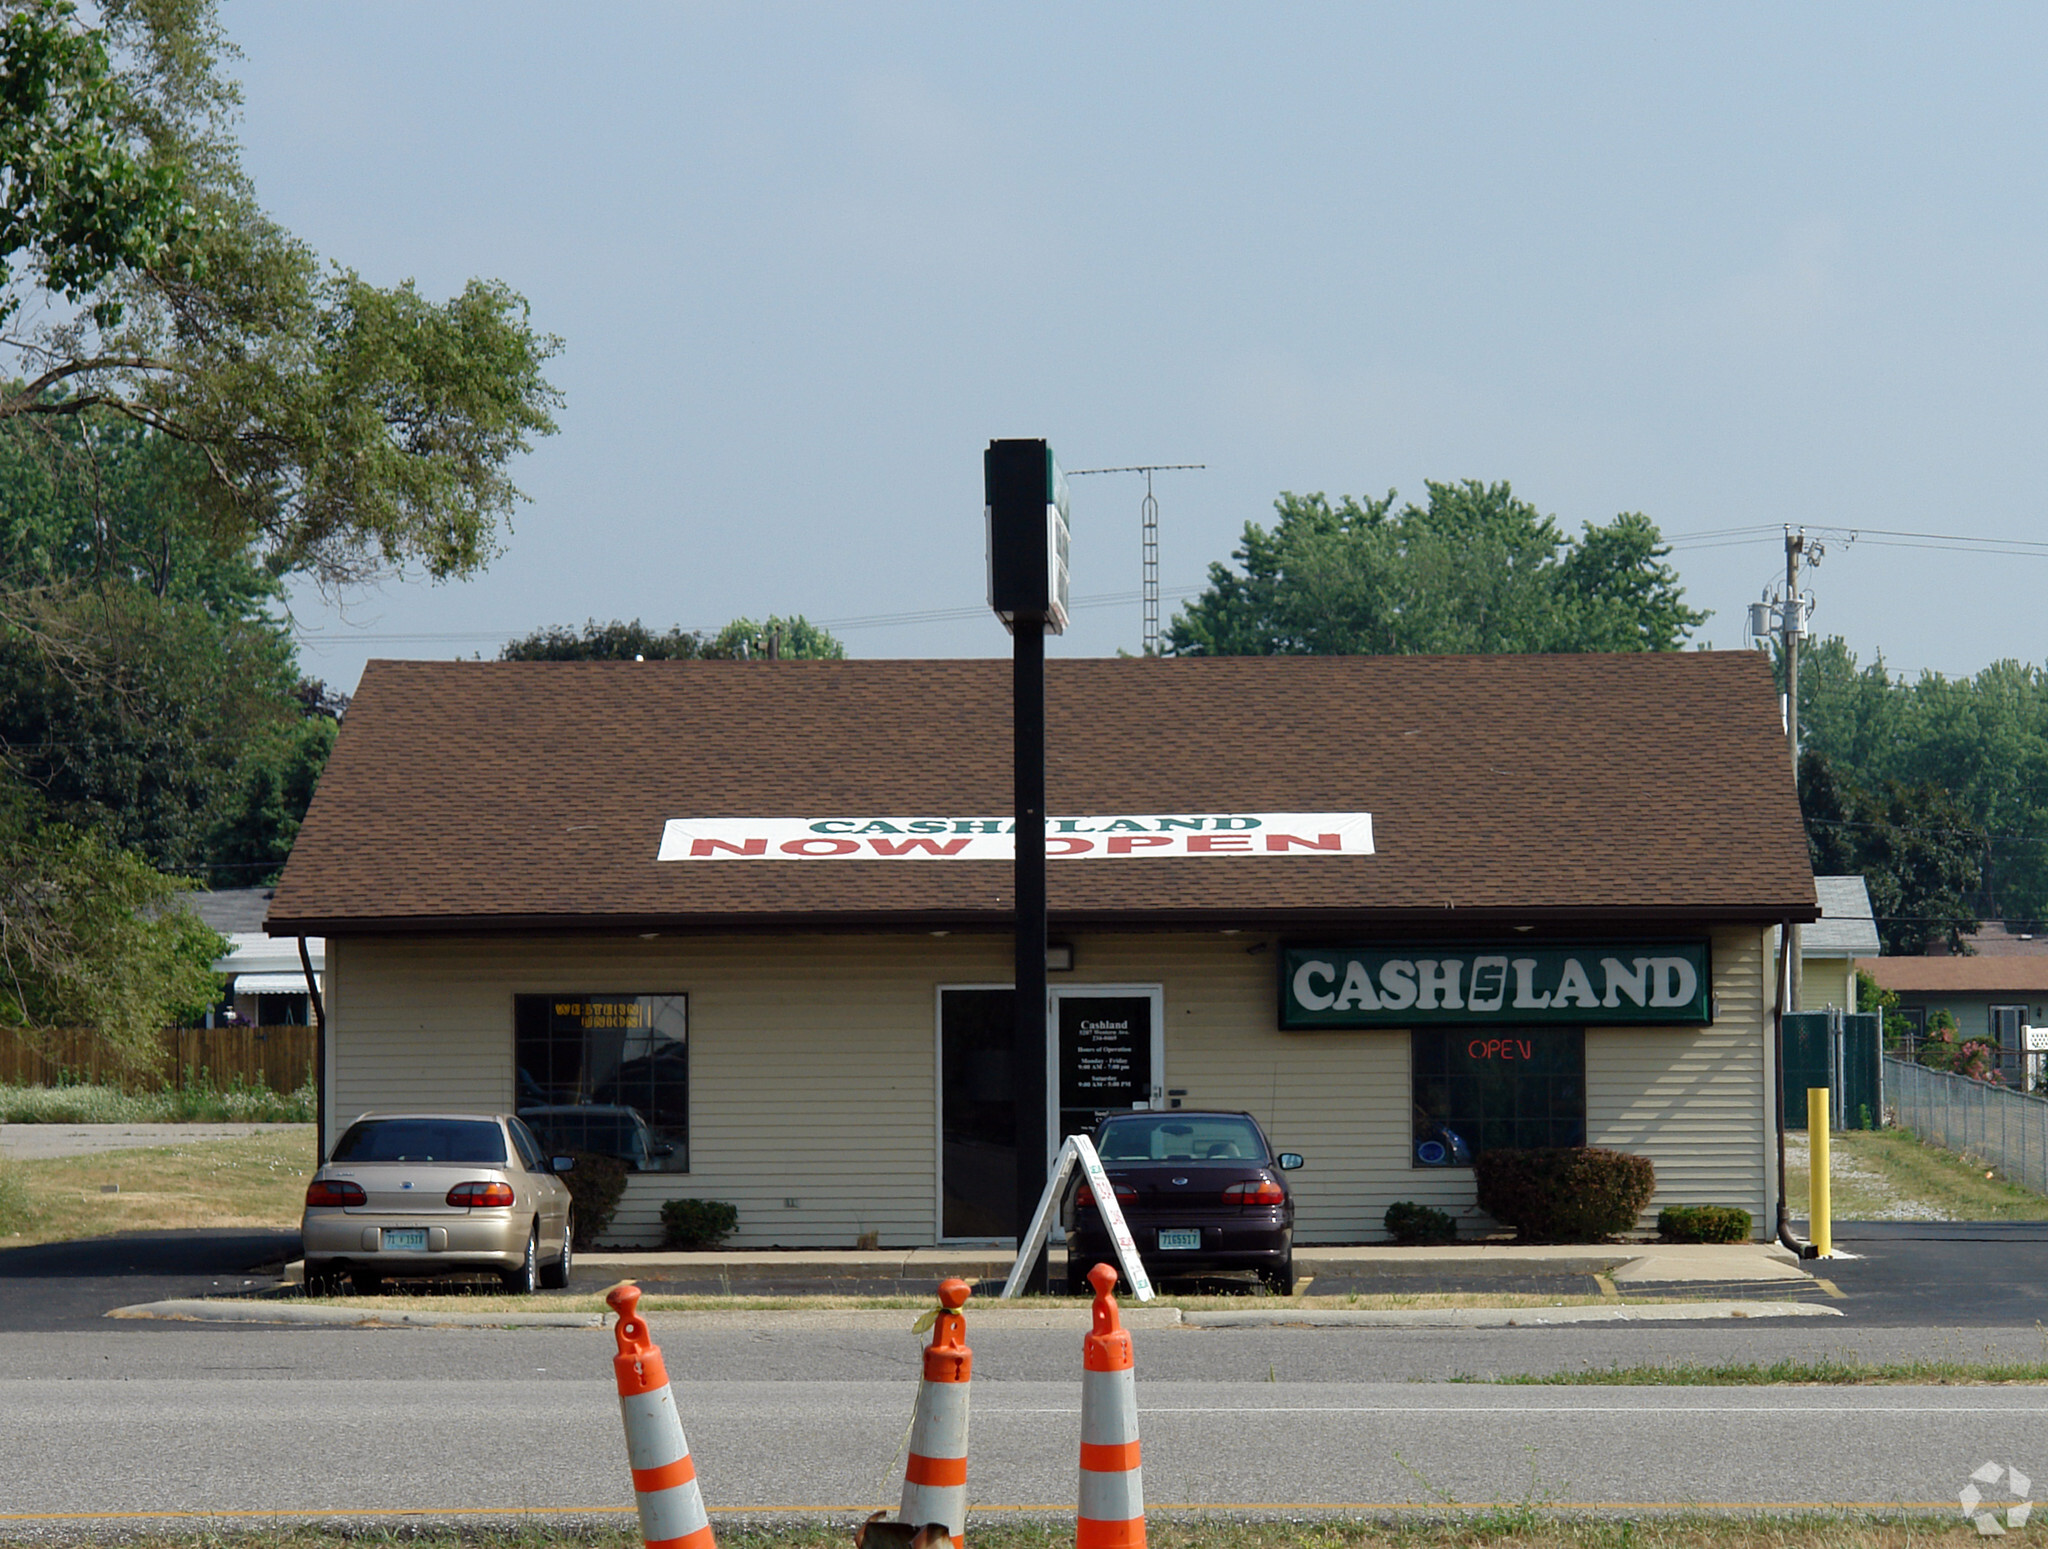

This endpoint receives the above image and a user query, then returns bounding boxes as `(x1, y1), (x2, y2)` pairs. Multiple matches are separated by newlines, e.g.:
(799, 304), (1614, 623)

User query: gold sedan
(301, 1112), (575, 1296)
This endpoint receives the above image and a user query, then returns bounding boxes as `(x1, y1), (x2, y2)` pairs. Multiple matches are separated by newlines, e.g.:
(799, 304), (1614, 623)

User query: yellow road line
(1814, 1277), (1846, 1300)
(0, 1500), (1965, 1524)
(1593, 1273), (1619, 1299)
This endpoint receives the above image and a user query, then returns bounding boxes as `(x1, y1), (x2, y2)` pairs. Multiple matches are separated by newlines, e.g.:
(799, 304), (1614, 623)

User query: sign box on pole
(985, 439), (1071, 636)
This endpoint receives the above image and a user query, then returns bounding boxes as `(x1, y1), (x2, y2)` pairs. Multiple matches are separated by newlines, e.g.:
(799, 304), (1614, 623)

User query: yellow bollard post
(1807, 1088), (1832, 1258)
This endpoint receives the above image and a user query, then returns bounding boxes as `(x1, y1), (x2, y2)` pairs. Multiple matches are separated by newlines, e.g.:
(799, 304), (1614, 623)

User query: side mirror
(1276, 1152), (1304, 1171)
(551, 1155), (576, 1174)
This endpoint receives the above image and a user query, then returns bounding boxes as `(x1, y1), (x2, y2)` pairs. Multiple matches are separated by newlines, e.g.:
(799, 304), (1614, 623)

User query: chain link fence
(1885, 1054), (2048, 1196)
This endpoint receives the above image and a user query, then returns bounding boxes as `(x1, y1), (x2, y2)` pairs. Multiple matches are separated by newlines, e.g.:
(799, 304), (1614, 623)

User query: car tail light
(446, 1181), (517, 1208)
(1223, 1179), (1286, 1206)
(1076, 1182), (1138, 1209)
(305, 1179), (366, 1208)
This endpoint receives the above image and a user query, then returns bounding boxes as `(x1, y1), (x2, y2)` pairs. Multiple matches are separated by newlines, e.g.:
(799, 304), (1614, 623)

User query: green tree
(500, 618), (706, 662)
(1800, 749), (1985, 955)
(1795, 637), (2048, 928)
(501, 614), (848, 663)
(0, 0), (562, 589)
(704, 614), (845, 660)
(1165, 481), (1705, 657)
(0, 0), (559, 1062)
(0, 413), (308, 874)
(0, 781), (224, 1071)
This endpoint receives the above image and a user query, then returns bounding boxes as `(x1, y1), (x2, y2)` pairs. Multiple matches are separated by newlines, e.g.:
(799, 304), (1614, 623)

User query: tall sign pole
(985, 439), (1071, 1294)
(1783, 528), (1806, 1014)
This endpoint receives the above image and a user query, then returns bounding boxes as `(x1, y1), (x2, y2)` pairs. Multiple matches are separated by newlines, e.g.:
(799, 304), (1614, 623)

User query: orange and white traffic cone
(1077, 1262), (1145, 1549)
(899, 1276), (973, 1548)
(607, 1282), (716, 1549)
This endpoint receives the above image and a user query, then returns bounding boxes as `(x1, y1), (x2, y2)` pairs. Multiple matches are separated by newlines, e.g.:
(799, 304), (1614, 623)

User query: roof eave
(268, 899), (1821, 939)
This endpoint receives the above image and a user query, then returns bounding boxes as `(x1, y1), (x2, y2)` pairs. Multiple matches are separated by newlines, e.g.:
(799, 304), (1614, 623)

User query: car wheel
(1260, 1259), (1296, 1297)
(502, 1224), (539, 1294)
(349, 1269), (382, 1297)
(539, 1213), (573, 1290)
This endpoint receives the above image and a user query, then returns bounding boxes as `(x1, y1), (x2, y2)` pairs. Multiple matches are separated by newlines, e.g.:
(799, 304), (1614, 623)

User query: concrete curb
(103, 1298), (1192, 1330)
(104, 1295), (1832, 1329)
(1183, 1300), (1841, 1328)
(107, 1299), (606, 1328)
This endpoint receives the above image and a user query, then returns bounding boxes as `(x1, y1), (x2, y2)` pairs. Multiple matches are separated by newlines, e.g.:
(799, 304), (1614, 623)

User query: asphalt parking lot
(5, 1220), (2048, 1332)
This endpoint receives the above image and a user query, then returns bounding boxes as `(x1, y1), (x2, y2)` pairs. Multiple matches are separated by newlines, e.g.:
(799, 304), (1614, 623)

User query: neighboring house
(1853, 955), (2048, 1054)
(188, 887), (324, 1026)
(1782, 876), (1880, 1012)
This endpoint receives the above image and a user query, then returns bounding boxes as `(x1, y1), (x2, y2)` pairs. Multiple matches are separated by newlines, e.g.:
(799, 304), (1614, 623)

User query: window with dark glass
(514, 994), (688, 1172)
(1410, 1028), (1584, 1167)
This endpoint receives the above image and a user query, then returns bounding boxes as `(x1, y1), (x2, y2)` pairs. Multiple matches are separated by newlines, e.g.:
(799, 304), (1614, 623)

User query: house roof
(1803, 876), (1881, 958)
(267, 652), (1818, 935)
(1855, 957), (2048, 995)
(185, 887), (278, 935)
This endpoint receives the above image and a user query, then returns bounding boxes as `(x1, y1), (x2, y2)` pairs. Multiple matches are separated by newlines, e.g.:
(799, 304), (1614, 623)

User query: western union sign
(1281, 942), (1712, 1028)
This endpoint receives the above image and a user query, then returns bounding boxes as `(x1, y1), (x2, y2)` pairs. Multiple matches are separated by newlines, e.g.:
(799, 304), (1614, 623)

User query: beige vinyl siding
(329, 932), (1014, 1249)
(1064, 934), (1411, 1245)
(328, 923), (1773, 1248)
(1585, 926), (1772, 1230)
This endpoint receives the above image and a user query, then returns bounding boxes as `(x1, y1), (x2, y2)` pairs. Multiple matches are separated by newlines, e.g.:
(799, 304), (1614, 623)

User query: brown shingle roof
(1854, 957), (2048, 994)
(267, 652), (1817, 934)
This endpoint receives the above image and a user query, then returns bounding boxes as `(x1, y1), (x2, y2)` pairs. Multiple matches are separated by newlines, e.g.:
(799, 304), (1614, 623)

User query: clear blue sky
(223, 2), (2048, 691)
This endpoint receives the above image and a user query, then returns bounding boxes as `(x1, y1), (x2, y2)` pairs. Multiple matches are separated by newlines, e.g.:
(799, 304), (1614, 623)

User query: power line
(289, 586), (1209, 650)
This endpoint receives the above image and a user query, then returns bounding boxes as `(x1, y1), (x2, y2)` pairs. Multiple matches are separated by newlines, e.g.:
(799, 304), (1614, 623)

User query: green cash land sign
(1280, 941), (1712, 1029)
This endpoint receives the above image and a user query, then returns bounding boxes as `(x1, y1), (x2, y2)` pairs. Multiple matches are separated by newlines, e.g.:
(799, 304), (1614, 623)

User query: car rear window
(331, 1118), (507, 1164)
(1097, 1115), (1267, 1162)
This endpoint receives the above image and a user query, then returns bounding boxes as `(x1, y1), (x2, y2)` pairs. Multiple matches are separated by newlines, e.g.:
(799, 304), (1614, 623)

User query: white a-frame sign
(1000, 1132), (1154, 1302)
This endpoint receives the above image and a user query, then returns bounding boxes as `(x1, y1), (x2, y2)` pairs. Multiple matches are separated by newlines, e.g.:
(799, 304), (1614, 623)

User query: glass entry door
(1054, 991), (1162, 1145)
(938, 983), (1165, 1241)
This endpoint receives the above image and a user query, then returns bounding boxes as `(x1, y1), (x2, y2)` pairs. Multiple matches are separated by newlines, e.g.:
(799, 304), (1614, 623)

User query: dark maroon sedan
(1064, 1110), (1304, 1294)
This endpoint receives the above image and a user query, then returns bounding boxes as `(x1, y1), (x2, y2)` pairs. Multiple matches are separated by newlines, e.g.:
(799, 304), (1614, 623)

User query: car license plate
(381, 1228), (427, 1251)
(1158, 1229), (1201, 1251)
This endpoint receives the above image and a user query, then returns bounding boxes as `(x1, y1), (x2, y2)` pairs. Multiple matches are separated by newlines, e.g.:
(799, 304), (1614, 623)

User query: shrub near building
(1475, 1147), (1657, 1242)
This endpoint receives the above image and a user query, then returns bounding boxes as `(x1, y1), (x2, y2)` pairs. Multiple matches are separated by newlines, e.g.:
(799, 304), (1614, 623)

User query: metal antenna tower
(1067, 463), (1205, 655)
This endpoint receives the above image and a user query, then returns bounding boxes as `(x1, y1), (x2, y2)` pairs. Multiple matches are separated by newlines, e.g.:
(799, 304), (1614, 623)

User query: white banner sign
(658, 812), (1373, 861)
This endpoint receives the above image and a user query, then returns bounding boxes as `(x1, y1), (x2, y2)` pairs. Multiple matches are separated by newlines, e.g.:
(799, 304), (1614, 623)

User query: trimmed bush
(1474, 1146), (1656, 1242)
(660, 1197), (739, 1249)
(1383, 1200), (1457, 1245)
(563, 1152), (629, 1249)
(1657, 1204), (1753, 1244)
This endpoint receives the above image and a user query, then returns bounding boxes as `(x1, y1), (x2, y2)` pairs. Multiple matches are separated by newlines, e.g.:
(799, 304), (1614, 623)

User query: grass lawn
(1784, 1127), (2048, 1221)
(1464, 1350), (2048, 1385)
(0, 1130), (314, 1246)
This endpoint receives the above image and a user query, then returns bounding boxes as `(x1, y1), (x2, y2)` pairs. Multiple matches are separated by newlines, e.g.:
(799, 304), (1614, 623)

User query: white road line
(972, 1404), (2048, 1415)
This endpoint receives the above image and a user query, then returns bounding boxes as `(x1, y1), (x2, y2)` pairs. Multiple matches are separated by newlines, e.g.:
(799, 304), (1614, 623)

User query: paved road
(9, 1219), (2048, 1332)
(0, 1230), (300, 1333)
(1, 1325), (2044, 1532)
(0, 1122), (310, 1160)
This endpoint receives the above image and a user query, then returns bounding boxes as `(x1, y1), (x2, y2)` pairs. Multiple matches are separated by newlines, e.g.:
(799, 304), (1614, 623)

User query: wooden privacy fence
(0, 1026), (315, 1093)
